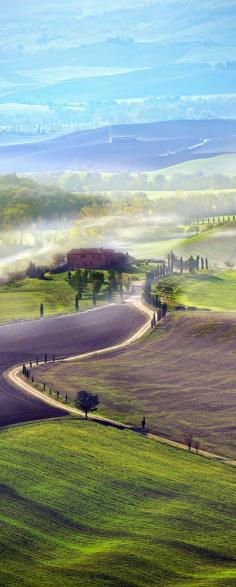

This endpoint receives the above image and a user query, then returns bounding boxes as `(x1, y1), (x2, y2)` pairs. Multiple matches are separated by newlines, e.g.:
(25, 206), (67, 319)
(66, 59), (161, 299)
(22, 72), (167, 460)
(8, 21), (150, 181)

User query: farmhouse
(67, 248), (130, 270)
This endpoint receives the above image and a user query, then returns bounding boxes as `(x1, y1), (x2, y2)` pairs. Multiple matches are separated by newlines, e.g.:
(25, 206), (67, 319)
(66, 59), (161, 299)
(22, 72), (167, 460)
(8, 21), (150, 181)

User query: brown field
(34, 312), (236, 459)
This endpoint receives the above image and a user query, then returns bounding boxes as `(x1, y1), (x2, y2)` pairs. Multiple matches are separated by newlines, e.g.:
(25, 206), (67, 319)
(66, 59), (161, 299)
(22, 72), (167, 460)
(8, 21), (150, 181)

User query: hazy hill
(2, 63), (236, 105)
(1, 120), (236, 173)
(159, 154), (236, 177)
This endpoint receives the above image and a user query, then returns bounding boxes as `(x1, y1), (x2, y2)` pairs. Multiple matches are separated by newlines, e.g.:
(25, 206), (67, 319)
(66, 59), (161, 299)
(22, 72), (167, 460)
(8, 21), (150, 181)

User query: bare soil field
(0, 304), (146, 427)
(36, 312), (236, 459)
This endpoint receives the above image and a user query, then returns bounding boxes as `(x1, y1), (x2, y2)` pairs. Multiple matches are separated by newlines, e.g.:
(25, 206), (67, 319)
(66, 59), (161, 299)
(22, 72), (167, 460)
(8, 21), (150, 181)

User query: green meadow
(156, 270), (236, 311)
(174, 222), (236, 268)
(0, 419), (235, 587)
(0, 272), (117, 323)
(147, 154), (236, 177)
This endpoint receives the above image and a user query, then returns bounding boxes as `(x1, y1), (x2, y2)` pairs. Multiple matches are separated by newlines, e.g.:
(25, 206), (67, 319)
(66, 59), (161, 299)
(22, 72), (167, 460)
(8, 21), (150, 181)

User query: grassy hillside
(150, 154), (236, 177)
(0, 419), (236, 586)
(174, 223), (236, 268)
(156, 271), (236, 311)
(0, 272), (111, 323)
(35, 311), (236, 459)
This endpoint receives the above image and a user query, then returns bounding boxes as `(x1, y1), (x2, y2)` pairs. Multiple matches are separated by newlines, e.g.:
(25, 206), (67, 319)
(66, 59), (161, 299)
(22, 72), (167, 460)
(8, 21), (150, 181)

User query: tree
(184, 431), (193, 452)
(92, 287), (97, 307)
(225, 260), (234, 269)
(161, 303), (168, 318)
(75, 390), (100, 420)
(193, 440), (200, 455)
(52, 252), (66, 267)
(90, 270), (104, 297)
(75, 293), (79, 312)
(26, 262), (47, 279)
(118, 272), (123, 300)
(40, 302), (44, 318)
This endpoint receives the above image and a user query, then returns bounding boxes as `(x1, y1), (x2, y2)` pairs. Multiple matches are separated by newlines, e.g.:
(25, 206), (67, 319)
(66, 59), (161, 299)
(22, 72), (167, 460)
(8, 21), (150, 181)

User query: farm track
(0, 301), (148, 427)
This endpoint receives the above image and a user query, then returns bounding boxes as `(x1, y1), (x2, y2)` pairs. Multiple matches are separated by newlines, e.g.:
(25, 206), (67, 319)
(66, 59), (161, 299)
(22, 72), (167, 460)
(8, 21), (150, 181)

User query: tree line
(0, 174), (107, 232)
(51, 170), (236, 193)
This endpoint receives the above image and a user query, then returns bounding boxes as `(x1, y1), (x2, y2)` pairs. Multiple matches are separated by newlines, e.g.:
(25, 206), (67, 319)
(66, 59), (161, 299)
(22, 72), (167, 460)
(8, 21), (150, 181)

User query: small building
(67, 248), (130, 270)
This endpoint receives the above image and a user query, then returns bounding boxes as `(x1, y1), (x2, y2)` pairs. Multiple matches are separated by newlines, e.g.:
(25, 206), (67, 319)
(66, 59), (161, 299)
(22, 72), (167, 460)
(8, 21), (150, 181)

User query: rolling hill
(176, 223), (236, 268)
(157, 153), (236, 177)
(0, 419), (236, 586)
(1, 119), (236, 173)
(35, 308), (236, 459)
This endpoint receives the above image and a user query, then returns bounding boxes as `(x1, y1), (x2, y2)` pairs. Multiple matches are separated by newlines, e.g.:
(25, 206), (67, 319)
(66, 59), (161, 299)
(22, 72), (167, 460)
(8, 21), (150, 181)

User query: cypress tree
(93, 287), (97, 307)
(75, 293), (79, 312)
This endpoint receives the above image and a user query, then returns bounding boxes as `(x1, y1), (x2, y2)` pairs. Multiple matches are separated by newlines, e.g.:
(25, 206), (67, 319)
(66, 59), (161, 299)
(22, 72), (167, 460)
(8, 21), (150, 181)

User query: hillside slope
(176, 223), (236, 268)
(36, 310), (236, 459)
(1, 120), (236, 173)
(0, 419), (235, 586)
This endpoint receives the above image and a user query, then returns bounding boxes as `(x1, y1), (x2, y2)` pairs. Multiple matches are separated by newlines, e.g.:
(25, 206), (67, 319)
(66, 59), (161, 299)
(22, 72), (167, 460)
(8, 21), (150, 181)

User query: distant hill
(156, 154), (236, 177)
(2, 63), (236, 104)
(1, 120), (236, 173)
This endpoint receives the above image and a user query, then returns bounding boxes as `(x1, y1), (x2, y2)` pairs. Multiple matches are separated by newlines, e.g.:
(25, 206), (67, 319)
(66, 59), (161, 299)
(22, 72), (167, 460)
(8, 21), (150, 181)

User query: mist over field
(1, 4), (236, 587)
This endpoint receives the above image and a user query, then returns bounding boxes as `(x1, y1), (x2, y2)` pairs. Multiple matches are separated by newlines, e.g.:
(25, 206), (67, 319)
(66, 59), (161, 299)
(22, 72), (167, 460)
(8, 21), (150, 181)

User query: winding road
(0, 303), (146, 427)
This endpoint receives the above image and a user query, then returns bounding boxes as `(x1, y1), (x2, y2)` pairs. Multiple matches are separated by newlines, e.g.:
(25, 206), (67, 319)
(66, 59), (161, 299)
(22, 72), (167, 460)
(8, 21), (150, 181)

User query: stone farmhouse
(67, 248), (130, 270)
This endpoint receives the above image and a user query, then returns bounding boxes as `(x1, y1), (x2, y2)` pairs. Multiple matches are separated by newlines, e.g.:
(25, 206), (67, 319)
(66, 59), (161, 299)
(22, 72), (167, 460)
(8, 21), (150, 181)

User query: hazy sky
(1, 0), (236, 49)
(0, 1), (235, 125)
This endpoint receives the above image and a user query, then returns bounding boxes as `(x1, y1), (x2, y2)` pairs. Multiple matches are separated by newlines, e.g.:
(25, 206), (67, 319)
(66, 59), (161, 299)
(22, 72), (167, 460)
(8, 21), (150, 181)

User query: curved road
(0, 304), (146, 428)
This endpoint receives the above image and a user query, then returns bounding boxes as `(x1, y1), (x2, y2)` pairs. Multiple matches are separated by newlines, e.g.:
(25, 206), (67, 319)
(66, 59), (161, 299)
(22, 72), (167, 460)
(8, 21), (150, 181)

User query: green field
(0, 419), (235, 586)
(155, 270), (236, 312)
(0, 266), (147, 323)
(146, 154), (236, 177)
(173, 223), (236, 268)
(0, 273), (109, 323)
(129, 238), (182, 259)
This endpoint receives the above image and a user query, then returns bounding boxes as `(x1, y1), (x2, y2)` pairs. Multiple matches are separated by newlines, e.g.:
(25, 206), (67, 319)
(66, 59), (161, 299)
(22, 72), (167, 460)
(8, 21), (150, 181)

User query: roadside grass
(0, 419), (235, 587)
(155, 270), (236, 311)
(34, 311), (236, 459)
